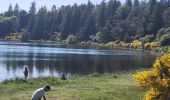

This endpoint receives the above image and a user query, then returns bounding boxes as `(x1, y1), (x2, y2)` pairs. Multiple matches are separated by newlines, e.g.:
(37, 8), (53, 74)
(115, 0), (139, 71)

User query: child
(23, 65), (28, 80)
(32, 85), (51, 100)
(61, 73), (67, 80)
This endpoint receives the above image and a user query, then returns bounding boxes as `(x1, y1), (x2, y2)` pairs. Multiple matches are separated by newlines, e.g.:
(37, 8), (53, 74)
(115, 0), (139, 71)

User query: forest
(0, 0), (170, 46)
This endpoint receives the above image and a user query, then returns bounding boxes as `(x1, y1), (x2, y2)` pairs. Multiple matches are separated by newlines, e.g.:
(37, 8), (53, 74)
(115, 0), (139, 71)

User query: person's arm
(43, 95), (46, 100)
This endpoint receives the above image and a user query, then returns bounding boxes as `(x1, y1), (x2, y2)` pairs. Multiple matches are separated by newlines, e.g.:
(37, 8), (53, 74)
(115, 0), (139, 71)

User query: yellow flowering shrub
(144, 42), (159, 49)
(144, 42), (150, 49)
(150, 42), (158, 47)
(131, 40), (142, 48)
(133, 54), (170, 100)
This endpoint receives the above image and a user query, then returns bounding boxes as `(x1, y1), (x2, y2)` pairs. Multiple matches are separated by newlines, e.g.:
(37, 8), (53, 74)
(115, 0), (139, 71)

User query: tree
(60, 6), (71, 40)
(14, 3), (19, 17)
(127, 0), (140, 21)
(148, 0), (157, 14)
(21, 29), (30, 42)
(48, 5), (58, 35)
(5, 4), (13, 17)
(97, 0), (106, 29)
(26, 1), (36, 39)
(125, 0), (132, 7)
(150, 3), (163, 33)
(32, 6), (48, 40)
(78, 1), (96, 40)
(106, 0), (120, 18)
(163, 7), (170, 27)
(18, 10), (29, 29)
(134, 54), (170, 99)
(70, 3), (80, 34)
(160, 0), (168, 10)
(0, 16), (18, 35)
(117, 6), (131, 20)
(80, 14), (96, 40)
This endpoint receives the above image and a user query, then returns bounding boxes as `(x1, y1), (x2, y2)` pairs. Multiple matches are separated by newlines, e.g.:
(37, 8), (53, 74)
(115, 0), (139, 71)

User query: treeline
(0, 0), (170, 44)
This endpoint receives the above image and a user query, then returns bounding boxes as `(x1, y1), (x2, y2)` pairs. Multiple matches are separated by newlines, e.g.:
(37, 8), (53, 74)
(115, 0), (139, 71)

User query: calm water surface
(0, 41), (158, 81)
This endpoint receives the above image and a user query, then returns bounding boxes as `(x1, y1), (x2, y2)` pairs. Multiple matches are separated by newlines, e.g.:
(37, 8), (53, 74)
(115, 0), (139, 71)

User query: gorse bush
(144, 42), (159, 49)
(133, 54), (170, 100)
(131, 40), (142, 48)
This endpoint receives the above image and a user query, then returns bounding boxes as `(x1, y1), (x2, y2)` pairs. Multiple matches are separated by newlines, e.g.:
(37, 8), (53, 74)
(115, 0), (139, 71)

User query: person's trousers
(32, 98), (41, 100)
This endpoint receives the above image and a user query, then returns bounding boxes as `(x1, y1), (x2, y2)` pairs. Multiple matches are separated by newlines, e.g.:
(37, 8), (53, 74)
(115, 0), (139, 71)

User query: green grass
(0, 72), (145, 100)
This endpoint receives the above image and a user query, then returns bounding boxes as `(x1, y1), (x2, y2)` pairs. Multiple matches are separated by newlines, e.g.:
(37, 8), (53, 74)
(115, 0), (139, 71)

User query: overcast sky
(0, 0), (126, 12)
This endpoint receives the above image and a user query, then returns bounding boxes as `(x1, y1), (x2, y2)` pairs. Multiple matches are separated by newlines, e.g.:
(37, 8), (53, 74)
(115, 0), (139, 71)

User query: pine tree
(70, 3), (80, 34)
(163, 7), (170, 27)
(14, 3), (19, 17)
(125, 0), (132, 7)
(97, 0), (106, 30)
(5, 4), (13, 17)
(27, 1), (36, 39)
(18, 10), (29, 29)
(60, 6), (71, 40)
(151, 3), (163, 33)
(127, 0), (140, 20)
(106, 0), (120, 19)
(32, 6), (48, 40)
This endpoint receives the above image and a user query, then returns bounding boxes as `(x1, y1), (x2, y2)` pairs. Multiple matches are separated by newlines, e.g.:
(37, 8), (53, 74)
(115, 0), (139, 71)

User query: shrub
(168, 46), (170, 53)
(139, 35), (155, 43)
(156, 27), (170, 41)
(21, 31), (30, 42)
(131, 40), (142, 48)
(144, 42), (159, 49)
(91, 32), (107, 43)
(160, 33), (170, 46)
(134, 54), (170, 100)
(66, 35), (77, 44)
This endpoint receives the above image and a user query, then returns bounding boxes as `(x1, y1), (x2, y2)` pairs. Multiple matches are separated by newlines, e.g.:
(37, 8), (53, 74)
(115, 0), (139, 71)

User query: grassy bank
(0, 72), (145, 100)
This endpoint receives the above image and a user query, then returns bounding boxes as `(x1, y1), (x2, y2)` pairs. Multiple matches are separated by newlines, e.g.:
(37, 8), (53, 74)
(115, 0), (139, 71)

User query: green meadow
(0, 72), (145, 100)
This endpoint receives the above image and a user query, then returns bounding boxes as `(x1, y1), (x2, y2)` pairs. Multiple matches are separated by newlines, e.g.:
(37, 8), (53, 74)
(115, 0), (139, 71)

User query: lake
(0, 41), (158, 82)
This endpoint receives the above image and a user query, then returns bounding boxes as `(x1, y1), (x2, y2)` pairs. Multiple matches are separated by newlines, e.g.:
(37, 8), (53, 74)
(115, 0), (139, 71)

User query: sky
(0, 0), (126, 12)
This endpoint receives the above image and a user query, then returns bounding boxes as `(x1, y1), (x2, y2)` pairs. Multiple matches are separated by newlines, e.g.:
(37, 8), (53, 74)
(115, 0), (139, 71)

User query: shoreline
(0, 39), (165, 54)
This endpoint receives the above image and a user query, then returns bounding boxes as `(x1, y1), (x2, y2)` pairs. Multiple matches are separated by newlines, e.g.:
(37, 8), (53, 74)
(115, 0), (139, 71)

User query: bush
(133, 54), (170, 100)
(160, 33), (170, 46)
(168, 46), (170, 53)
(89, 73), (100, 77)
(91, 32), (106, 43)
(144, 42), (159, 49)
(139, 35), (155, 43)
(66, 35), (77, 44)
(21, 31), (30, 42)
(156, 27), (170, 40)
(130, 40), (142, 48)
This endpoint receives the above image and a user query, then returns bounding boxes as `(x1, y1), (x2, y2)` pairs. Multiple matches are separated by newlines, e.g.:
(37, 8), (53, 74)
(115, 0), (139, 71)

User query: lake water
(0, 41), (158, 82)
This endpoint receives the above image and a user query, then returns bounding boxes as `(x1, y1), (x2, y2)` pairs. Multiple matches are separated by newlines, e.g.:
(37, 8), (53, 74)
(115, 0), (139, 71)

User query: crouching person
(32, 85), (51, 100)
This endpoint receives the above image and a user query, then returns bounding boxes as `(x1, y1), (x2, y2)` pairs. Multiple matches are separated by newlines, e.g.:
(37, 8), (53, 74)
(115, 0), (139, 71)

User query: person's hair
(24, 65), (28, 70)
(44, 84), (51, 90)
(62, 74), (65, 76)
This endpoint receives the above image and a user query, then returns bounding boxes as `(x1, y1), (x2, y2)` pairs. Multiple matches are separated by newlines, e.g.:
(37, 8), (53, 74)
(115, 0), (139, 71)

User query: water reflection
(0, 41), (158, 81)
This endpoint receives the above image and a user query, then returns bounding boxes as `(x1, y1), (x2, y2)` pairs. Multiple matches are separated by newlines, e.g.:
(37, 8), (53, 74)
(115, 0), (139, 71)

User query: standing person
(61, 74), (67, 80)
(32, 85), (51, 100)
(23, 65), (28, 80)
